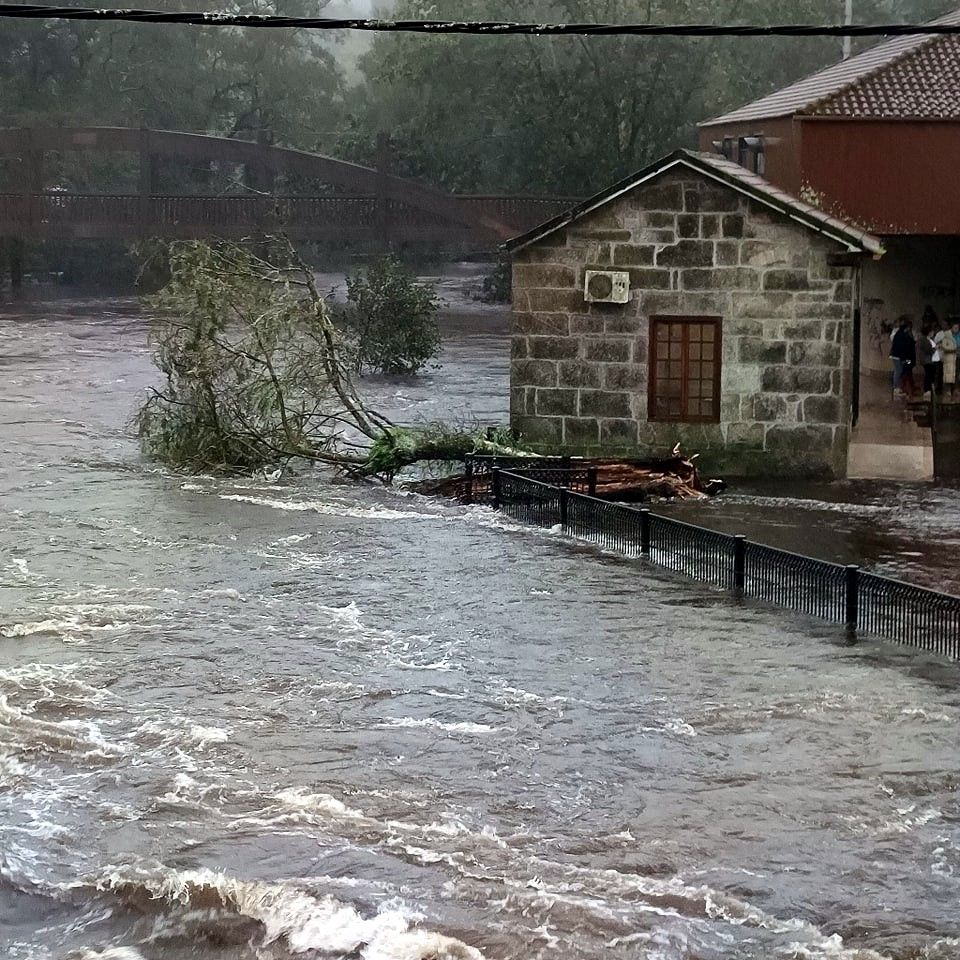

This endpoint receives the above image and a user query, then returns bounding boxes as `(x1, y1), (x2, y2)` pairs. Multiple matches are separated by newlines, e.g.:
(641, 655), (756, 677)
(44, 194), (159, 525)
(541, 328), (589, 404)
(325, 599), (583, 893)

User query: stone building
(505, 149), (883, 478)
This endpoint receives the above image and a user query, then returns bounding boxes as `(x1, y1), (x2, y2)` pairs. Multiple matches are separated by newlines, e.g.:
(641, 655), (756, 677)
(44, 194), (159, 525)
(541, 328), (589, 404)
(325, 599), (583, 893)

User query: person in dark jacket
(890, 317), (916, 397)
(917, 321), (939, 398)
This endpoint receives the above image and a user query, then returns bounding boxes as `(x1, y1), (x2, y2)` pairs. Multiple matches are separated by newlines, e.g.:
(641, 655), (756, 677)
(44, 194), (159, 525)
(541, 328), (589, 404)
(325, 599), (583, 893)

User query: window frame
(648, 315), (723, 425)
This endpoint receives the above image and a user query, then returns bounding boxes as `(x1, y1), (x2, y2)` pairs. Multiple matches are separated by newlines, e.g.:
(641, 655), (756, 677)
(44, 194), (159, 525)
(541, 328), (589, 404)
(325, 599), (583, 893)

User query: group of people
(889, 306), (960, 399)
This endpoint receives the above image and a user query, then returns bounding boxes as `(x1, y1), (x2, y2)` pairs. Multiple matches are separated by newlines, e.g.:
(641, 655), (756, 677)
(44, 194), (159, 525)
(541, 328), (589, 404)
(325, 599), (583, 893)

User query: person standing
(940, 318), (959, 399)
(917, 321), (939, 398)
(890, 317), (916, 397)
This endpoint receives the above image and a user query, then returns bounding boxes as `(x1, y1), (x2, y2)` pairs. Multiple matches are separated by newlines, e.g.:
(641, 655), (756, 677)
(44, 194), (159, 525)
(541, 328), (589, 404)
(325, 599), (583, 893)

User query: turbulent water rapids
(2, 276), (960, 960)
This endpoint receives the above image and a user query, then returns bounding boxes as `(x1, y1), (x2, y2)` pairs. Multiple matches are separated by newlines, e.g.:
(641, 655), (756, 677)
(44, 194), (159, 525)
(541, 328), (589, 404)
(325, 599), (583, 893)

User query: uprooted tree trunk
(135, 238), (524, 478)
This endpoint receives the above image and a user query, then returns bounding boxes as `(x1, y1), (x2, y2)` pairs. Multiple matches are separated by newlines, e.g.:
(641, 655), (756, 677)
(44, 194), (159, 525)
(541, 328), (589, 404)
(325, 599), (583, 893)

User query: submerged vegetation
(342, 256), (441, 375)
(136, 240), (522, 479)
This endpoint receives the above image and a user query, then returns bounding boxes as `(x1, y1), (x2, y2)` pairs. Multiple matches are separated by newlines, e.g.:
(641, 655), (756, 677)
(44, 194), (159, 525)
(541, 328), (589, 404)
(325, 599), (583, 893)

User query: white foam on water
(188, 725), (229, 749)
(274, 787), (366, 821)
(62, 950), (146, 960)
(640, 717), (697, 738)
(219, 493), (441, 522)
(1, 603), (154, 640)
(87, 864), (485, 959)
(376, 717), (498, 735)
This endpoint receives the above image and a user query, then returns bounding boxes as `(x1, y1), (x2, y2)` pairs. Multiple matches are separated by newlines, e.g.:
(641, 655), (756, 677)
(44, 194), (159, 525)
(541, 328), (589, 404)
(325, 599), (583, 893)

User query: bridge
(0, 127), (572, 252)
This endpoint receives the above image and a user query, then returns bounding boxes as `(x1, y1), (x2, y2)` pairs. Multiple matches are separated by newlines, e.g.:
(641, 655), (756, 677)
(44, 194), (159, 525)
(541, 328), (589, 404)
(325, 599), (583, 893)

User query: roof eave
(504, 152), (883, 258)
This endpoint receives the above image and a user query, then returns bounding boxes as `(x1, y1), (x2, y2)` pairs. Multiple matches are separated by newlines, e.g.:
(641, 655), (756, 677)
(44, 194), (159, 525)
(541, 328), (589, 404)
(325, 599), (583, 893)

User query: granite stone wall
(510, 169), (859, 478)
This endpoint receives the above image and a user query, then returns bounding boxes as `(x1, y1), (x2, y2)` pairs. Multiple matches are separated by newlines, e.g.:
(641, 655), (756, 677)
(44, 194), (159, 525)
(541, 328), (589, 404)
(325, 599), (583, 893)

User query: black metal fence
(490, 469), (960, 660)
(463, 454), (597, 506)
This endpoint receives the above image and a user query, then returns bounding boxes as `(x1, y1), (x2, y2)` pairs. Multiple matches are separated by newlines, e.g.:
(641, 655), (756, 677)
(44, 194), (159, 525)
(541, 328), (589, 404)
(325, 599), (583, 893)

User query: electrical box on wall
(583, 270), (630, 304)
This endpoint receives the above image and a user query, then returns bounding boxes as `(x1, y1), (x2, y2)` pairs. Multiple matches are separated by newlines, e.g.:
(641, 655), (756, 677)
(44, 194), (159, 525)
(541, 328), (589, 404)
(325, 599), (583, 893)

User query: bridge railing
(0, 192), (573, 238)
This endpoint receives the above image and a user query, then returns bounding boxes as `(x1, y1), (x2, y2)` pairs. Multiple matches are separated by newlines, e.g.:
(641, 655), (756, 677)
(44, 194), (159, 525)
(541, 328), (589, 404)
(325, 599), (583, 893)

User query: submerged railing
(489, 469), (960, 660)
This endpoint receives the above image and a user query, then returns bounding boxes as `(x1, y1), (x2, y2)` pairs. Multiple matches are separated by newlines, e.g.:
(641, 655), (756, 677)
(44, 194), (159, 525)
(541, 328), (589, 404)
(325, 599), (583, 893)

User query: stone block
(697, 187), (742, 212)
(644, 211), (676, 229)
(603, 363), (646, 391)
(730, 318), (763, 337)
(788, 341), (841, 366)
(601, 418), (640, 446)
(511, 337), (528, 359)
(585, 339), (631, 363)
(682, 268), (760, 291)
(739, 338), (787, 364)
(513, 263), (576, 288)
(638, 182), (683, 209)
(527, 288), (584, 313)
(751, 394), (787, 421)
(579, 390), (632, 418)
(781, 320), (825, 340)
(794, 301), (850, 321)
(802, 395), (842, 423)
(632, 339), (648, 363)
(558, 359), (601, 389)
(512, 359), (558, 388)
(701, 215), (720, 239)
(722, 214), (745, 238)
(604, 312), (641, 335)
(740, 240), (787, 268)
(761, 366), (832, 394)
(765, 423), (836, 453)
(683, 188), (703, 212)
(677, 214), (700, 238)
(613, 244), (656, 266)
(714, 241), (739, 266)
(656, 240), (715, 268)
(512, 415), (563, 446)
(726, 422), (766, 447)
(535, 388), (578, 417)
(515, 312), (571, 336)
(627, 267), (672, 289)
(564, 417), (600, 446)
(732, 292), (794, 319)
(528, 336), (579, 360)
(569, 313), (606, 335)
(763, 269), (809, 291)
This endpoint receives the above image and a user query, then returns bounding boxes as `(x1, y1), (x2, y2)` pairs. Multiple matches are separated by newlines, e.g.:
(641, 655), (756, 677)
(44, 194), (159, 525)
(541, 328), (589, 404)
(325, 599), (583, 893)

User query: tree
(343, 257), (441, 375)
(338, 0), (958, 196)
(136, 240), (520, 478)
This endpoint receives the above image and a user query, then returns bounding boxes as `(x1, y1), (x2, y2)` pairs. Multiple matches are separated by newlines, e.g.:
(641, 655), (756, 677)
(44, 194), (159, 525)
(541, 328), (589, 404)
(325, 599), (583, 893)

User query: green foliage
(137, 240), (361, 473)
(339, 0), (958, 196)
(363, 423), (529, 481)
(479, 254), (512, 304)
(343, 257), (441, 375)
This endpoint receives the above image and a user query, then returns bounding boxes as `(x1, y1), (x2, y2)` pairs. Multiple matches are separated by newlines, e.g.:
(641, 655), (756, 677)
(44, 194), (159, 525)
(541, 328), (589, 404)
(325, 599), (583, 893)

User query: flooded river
(2, 273), (960, 960)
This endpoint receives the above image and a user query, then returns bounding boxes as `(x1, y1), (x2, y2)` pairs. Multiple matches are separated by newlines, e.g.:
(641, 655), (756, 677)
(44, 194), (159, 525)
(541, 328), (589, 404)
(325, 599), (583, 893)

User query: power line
(1, 4), (960, 38)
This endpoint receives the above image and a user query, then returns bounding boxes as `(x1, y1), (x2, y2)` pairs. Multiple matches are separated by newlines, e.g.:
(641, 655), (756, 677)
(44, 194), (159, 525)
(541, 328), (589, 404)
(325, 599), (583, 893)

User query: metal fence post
(587, 466), (598, 497)
(491, 468), (502, 510)
(464, 456), (474, 505)
(845, 565), (860, 634)
(733, 535), (746, 595)
(640, 508), (651, 555)
(559, 486), (568, 530)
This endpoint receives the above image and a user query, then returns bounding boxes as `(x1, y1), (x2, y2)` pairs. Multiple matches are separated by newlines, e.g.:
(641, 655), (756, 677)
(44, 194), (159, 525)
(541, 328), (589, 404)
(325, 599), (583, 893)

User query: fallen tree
(136, 239), (524, 479)
(135, 239), (717, 501)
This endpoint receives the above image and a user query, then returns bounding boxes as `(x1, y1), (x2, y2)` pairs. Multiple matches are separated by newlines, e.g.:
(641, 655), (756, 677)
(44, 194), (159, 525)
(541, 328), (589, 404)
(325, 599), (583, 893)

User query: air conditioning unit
(584, 270), (630, 304)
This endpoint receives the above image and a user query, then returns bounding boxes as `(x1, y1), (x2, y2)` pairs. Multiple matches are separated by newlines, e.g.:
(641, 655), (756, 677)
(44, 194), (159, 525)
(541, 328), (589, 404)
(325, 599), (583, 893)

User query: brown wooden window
(648, 316), (722, 423)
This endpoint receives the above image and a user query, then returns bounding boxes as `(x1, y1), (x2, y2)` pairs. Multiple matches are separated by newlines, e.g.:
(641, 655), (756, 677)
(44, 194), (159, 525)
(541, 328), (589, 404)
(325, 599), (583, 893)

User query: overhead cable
(1, 4), (960, 38)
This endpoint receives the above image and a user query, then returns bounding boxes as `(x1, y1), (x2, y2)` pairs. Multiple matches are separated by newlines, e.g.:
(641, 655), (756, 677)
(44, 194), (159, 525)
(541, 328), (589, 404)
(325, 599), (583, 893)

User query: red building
(699, 9), (960, 479)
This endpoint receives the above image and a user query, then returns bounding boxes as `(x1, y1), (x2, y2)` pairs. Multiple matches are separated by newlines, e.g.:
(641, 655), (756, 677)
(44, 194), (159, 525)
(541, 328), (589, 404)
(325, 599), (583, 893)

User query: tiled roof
(702, 7), (960, 125)
(504, 149), (883, 256)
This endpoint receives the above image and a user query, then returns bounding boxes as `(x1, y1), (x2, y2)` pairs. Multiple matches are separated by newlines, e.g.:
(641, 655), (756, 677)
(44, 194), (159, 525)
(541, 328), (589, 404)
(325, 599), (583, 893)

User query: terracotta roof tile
(702, 7), (960, 125)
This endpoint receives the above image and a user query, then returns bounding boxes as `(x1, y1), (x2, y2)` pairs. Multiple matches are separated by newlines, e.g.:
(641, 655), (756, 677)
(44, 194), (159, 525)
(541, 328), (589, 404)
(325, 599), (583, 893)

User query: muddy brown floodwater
(2, 267), (960, 960)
